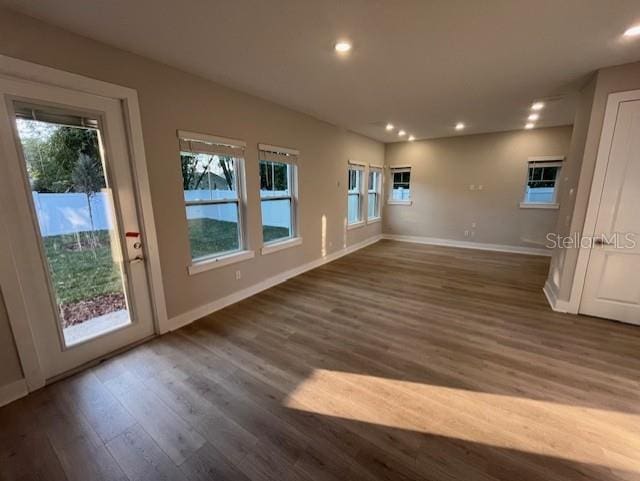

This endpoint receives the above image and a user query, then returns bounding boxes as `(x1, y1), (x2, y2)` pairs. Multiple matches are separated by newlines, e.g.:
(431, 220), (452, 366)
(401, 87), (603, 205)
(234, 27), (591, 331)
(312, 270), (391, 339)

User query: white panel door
(580, 98), (640, 325)
(0, 76), (156, 379)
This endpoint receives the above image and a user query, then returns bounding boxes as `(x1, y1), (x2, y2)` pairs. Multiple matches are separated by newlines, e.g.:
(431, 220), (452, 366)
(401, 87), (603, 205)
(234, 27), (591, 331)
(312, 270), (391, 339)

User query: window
(348, 163), (364, 225)
(179, 131), (247, 264)
(368, 167), (382, 220)
(521, 157), (563, 208)
(259, 144), (299, 247)
(390, 167), (411, 203)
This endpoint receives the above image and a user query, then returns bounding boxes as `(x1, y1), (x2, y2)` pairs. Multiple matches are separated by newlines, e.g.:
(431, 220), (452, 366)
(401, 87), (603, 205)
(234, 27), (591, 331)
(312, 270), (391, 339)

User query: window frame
(347, 162), (365, 228)
(520, 156), (564, 210)
(258, 143), (301, 254)
(388, 166), (412, 205)
(367, 165), (383, 222)
(178, 130), (252, 274)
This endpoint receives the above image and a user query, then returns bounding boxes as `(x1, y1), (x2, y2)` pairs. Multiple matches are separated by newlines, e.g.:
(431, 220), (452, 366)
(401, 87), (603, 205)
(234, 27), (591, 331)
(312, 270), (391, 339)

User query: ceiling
(4, 0), (640, 142)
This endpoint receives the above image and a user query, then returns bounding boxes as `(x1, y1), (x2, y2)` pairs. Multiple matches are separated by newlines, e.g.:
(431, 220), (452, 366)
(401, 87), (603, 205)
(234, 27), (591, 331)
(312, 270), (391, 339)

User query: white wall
(383, 126), (573, 249)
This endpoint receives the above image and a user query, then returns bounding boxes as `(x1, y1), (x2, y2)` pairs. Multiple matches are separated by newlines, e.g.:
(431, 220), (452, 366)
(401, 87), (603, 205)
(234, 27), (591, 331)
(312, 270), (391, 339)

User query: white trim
(188, 250), (255, 275)
(0, 379), (28, 407)
(383, 234), (551, 256)
(527, 161), (563, 169)
(520, 202), (559, 209)
(347, 220), (366, 230)
(543, 280), (571, 313)
(261, 237), (303, 255)
(258, 143), (299, 156)
(123, 90), (168, 333)
(0, 211), (44, 390)
(168, 235), (382, 331)
(387, 200), (413, 205)
(178, 129), (246, 148)
(567, 89), (640, 314)
(367, 217), (382, 224)
(527, 155), (566, 162)
(348, 161), (365, 169)
(369, 164), (384, 170)
(0, 55), (168, 384)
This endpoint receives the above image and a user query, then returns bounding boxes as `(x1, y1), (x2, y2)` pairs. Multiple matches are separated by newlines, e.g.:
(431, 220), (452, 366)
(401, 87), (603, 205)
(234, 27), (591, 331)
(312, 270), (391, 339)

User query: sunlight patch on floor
(284, 368), (640, 472)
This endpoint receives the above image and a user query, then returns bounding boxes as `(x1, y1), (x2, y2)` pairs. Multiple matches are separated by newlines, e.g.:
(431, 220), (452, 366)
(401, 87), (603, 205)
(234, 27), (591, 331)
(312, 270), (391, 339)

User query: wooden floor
(2, 240), (640, 481)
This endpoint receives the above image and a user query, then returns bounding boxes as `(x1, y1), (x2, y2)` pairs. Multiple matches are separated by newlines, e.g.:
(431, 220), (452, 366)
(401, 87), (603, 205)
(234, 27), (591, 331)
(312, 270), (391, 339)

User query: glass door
(14, 105), (135, 346)
(0, 76), (155, 380)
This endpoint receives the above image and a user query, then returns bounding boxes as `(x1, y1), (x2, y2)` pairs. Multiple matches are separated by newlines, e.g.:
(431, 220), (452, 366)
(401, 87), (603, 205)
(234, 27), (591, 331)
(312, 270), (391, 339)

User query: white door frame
(567, 89), (640, 314)
(0, 55), (167, 390)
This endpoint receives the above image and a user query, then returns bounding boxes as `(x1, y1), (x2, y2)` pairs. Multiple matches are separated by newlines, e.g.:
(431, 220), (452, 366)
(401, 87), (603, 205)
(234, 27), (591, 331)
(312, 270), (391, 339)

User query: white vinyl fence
(33, 189), (291, 237)
(32, 192), (113, 237)
(391, 187), (411, 201)
(524, 187), (555, 204)
(185, 189), (290, 229)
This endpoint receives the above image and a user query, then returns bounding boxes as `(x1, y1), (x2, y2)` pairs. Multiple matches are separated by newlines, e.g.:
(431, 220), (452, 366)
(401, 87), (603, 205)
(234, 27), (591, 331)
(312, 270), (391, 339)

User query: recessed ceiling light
(528, 113), (540, 121)
(525, 123), (535, 129)
(455, 122), (465, 131)
(398, 130), (406, 137)
(334, 41), (352, 53)
(624, 25), (640, 37)
(408, 135), (415, 141)
(385, 123), (394, 131)
(531, 102), (545, 111)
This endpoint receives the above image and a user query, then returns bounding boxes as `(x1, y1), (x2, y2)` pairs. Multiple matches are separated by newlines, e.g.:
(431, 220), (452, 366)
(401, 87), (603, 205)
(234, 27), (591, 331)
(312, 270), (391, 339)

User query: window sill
(367, 217), (382, 224)
(387, 200), (412, 206)
(261, 236), (303, 255)
(188, 249), (255, 275)
(347, 221), (365, 230)
(520, 202), (559, 210)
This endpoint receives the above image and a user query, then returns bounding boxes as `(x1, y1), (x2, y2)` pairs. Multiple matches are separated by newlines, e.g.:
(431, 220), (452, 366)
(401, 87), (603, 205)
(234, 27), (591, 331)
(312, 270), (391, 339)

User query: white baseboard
(167, 235), (383, 331)
(382, 234), (551, 257)
(543, 280), (571, 313)
(0, 378), (28, 407)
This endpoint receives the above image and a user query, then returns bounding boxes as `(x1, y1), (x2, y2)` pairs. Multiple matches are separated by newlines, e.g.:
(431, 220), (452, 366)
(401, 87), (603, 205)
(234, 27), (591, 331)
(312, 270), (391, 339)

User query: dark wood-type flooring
(2, 240), (639, 481)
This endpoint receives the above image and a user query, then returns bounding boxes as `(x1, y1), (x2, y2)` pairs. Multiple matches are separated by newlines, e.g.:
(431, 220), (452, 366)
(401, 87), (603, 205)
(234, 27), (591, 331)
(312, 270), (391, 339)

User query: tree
(72, 153), (105, 248)
(181, 153), (200, 190)
(260, 160), (288, 191)
(218, 157), (234, 190)
(21, 124), (102, 193)
(181, 153), (234, 190)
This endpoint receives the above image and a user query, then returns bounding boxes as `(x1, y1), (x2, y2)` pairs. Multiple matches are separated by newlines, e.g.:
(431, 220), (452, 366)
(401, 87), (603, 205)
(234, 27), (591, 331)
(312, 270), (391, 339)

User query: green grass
(262, 224), (291, 244)
(43, 219), (290, 305)
(43, 230), (124, 305)
(189, 218), (289, 259)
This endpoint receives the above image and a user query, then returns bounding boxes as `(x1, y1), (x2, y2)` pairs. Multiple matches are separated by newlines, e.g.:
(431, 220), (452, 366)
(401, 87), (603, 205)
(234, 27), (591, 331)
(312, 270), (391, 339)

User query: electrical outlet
(471, 222), (477, 228)
(469, 184), (475, 190)
(478, 184), (483, 190)
(464, 230), (470, 237)
(235, 270), (241, 280)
